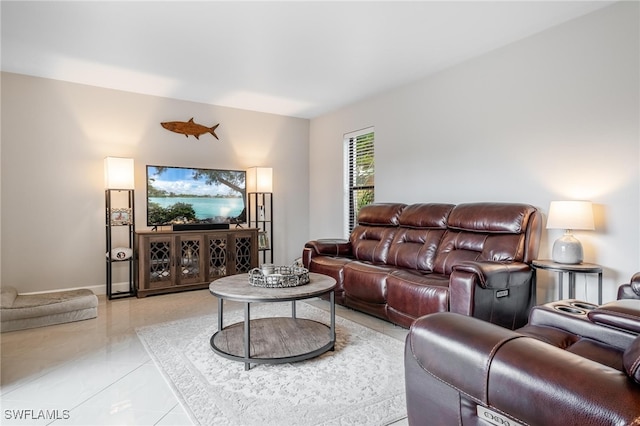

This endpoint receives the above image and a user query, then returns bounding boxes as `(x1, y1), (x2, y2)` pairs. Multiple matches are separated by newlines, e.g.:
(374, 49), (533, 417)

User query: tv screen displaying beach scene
(146, 165), (246, 226)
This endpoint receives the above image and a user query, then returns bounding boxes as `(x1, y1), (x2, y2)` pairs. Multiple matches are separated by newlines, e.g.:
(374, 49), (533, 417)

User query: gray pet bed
(1, 286), (98, 332)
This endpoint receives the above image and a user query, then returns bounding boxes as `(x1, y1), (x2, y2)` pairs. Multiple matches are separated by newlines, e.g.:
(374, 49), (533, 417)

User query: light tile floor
(1, 289), (409, 425)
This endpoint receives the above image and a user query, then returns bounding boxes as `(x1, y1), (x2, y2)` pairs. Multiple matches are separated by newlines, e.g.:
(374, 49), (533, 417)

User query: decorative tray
(249, 266), (310, 288)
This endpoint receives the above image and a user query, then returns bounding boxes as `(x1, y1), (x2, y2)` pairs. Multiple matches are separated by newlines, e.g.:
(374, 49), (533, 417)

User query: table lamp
(546, 200), (594, 264)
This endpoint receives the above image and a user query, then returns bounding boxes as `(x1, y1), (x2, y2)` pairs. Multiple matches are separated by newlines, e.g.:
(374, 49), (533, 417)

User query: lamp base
(552, 233), (583, 264)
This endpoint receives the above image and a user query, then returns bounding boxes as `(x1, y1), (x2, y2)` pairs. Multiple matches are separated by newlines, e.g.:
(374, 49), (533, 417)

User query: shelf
(105, 189), (136, 300)
(248, 192), (273, 265)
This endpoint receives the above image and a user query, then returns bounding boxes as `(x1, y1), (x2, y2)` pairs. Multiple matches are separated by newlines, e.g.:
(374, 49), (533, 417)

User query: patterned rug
(136, 302), (407, 426)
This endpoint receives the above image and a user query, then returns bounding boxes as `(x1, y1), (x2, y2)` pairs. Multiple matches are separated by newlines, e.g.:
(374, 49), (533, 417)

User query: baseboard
(102, 282), (133, 296)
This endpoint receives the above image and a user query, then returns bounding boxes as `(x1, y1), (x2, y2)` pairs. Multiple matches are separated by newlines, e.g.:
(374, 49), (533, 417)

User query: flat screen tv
(146, 165), (246, 227)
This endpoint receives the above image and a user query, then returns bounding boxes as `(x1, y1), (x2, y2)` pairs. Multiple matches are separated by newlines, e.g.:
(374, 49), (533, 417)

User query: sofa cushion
(385, 204), (453, 272)
(432, 231), (487, 275)
(350, 203), (406, 263)
(432, 203), (538, 275)
(356, 203), (406, 226)
(566, 339), (625, 371)
(397, 203), (453, 229)
(387, 228), (446, 271)
(350, 226), (398, 264)
(386, 270), (449, 320)
(447, 202), (534, 234)
(343, 261), (394, 304)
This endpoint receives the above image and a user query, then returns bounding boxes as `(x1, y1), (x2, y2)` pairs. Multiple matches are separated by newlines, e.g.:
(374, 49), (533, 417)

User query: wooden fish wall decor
(161, 118), (220, 140)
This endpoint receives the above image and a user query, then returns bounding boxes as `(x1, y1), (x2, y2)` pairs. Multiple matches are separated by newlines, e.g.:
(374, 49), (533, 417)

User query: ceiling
(1, 1), (615, 119)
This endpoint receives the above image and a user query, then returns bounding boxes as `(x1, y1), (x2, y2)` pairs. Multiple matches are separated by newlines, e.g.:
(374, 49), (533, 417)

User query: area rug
(136, 302), (407, 426)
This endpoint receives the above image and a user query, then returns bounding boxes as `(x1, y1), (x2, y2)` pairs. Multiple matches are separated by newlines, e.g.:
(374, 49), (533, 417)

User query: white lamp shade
(246, 167), (273, 193)
(104, 157), (135, 190)
(546, 201), (594, 230)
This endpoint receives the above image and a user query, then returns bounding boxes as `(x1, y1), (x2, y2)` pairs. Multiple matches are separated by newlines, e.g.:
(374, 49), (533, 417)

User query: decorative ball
(106, 247), (133, 260)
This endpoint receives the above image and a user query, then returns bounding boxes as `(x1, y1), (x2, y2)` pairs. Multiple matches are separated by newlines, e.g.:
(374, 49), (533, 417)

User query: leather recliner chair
(405, 274), (640, 425)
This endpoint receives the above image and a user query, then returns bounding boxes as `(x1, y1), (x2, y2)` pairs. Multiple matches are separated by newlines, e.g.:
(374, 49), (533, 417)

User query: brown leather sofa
(303, 202), (542, 329)
(405, 286), (640, 425)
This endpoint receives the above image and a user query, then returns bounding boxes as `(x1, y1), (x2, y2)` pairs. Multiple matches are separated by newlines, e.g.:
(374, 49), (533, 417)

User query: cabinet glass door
(235, 234), (253, 273)
(148, 237), (173, 287)
(177, 235), (204, 285)
(208, 234), (228, 279)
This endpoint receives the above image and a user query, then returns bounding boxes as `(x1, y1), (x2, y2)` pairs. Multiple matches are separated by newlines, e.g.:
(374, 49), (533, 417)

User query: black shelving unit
(247, 192), (273, 265)
(105, 189), (136, 299)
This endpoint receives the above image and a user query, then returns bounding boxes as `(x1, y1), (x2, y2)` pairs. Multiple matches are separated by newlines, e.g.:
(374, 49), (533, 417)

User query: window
(344, 128), (374, 236)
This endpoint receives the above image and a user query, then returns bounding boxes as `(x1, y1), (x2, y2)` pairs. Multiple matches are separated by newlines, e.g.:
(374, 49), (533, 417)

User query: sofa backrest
(350, 203), (406, 263)
(349, 202), (542, 273)
(386, 203), (454, 271)
(433, 203), (542, 275)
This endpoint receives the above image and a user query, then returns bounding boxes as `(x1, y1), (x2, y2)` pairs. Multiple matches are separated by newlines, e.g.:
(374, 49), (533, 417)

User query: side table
(532, 259), (603, 304)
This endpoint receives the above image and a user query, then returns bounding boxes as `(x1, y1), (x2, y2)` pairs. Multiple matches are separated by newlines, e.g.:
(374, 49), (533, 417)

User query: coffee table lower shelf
(210, 317), (334, 366)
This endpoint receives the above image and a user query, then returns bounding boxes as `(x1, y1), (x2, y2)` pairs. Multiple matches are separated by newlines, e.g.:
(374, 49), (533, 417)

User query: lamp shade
(246, 167), (273, 193)
(104, 157), (135, 190)
(546, 201), (594, 230)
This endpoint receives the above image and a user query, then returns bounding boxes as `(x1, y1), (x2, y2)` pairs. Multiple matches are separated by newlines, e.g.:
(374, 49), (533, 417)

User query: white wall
(1, 73), (309, 293)
(309, 2), (639, 304)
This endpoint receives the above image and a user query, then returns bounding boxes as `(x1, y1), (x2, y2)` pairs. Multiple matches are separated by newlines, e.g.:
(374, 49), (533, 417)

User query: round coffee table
(209, 272), (336, 370)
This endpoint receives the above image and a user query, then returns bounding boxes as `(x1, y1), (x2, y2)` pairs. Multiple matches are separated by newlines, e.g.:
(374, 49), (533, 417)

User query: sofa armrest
(527, 302), (637, 351)
(448, 261), (534, 329)
(304, 239), (352, 257)
(632, 272), (640, 296)
(407, 312), (523, 402)
(452, 261), (532, 289)
(406, 312), (640, 425)
(302, 239), (352, 269)
(588, 299), (640, 334)
(618, 273), (640, 300)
